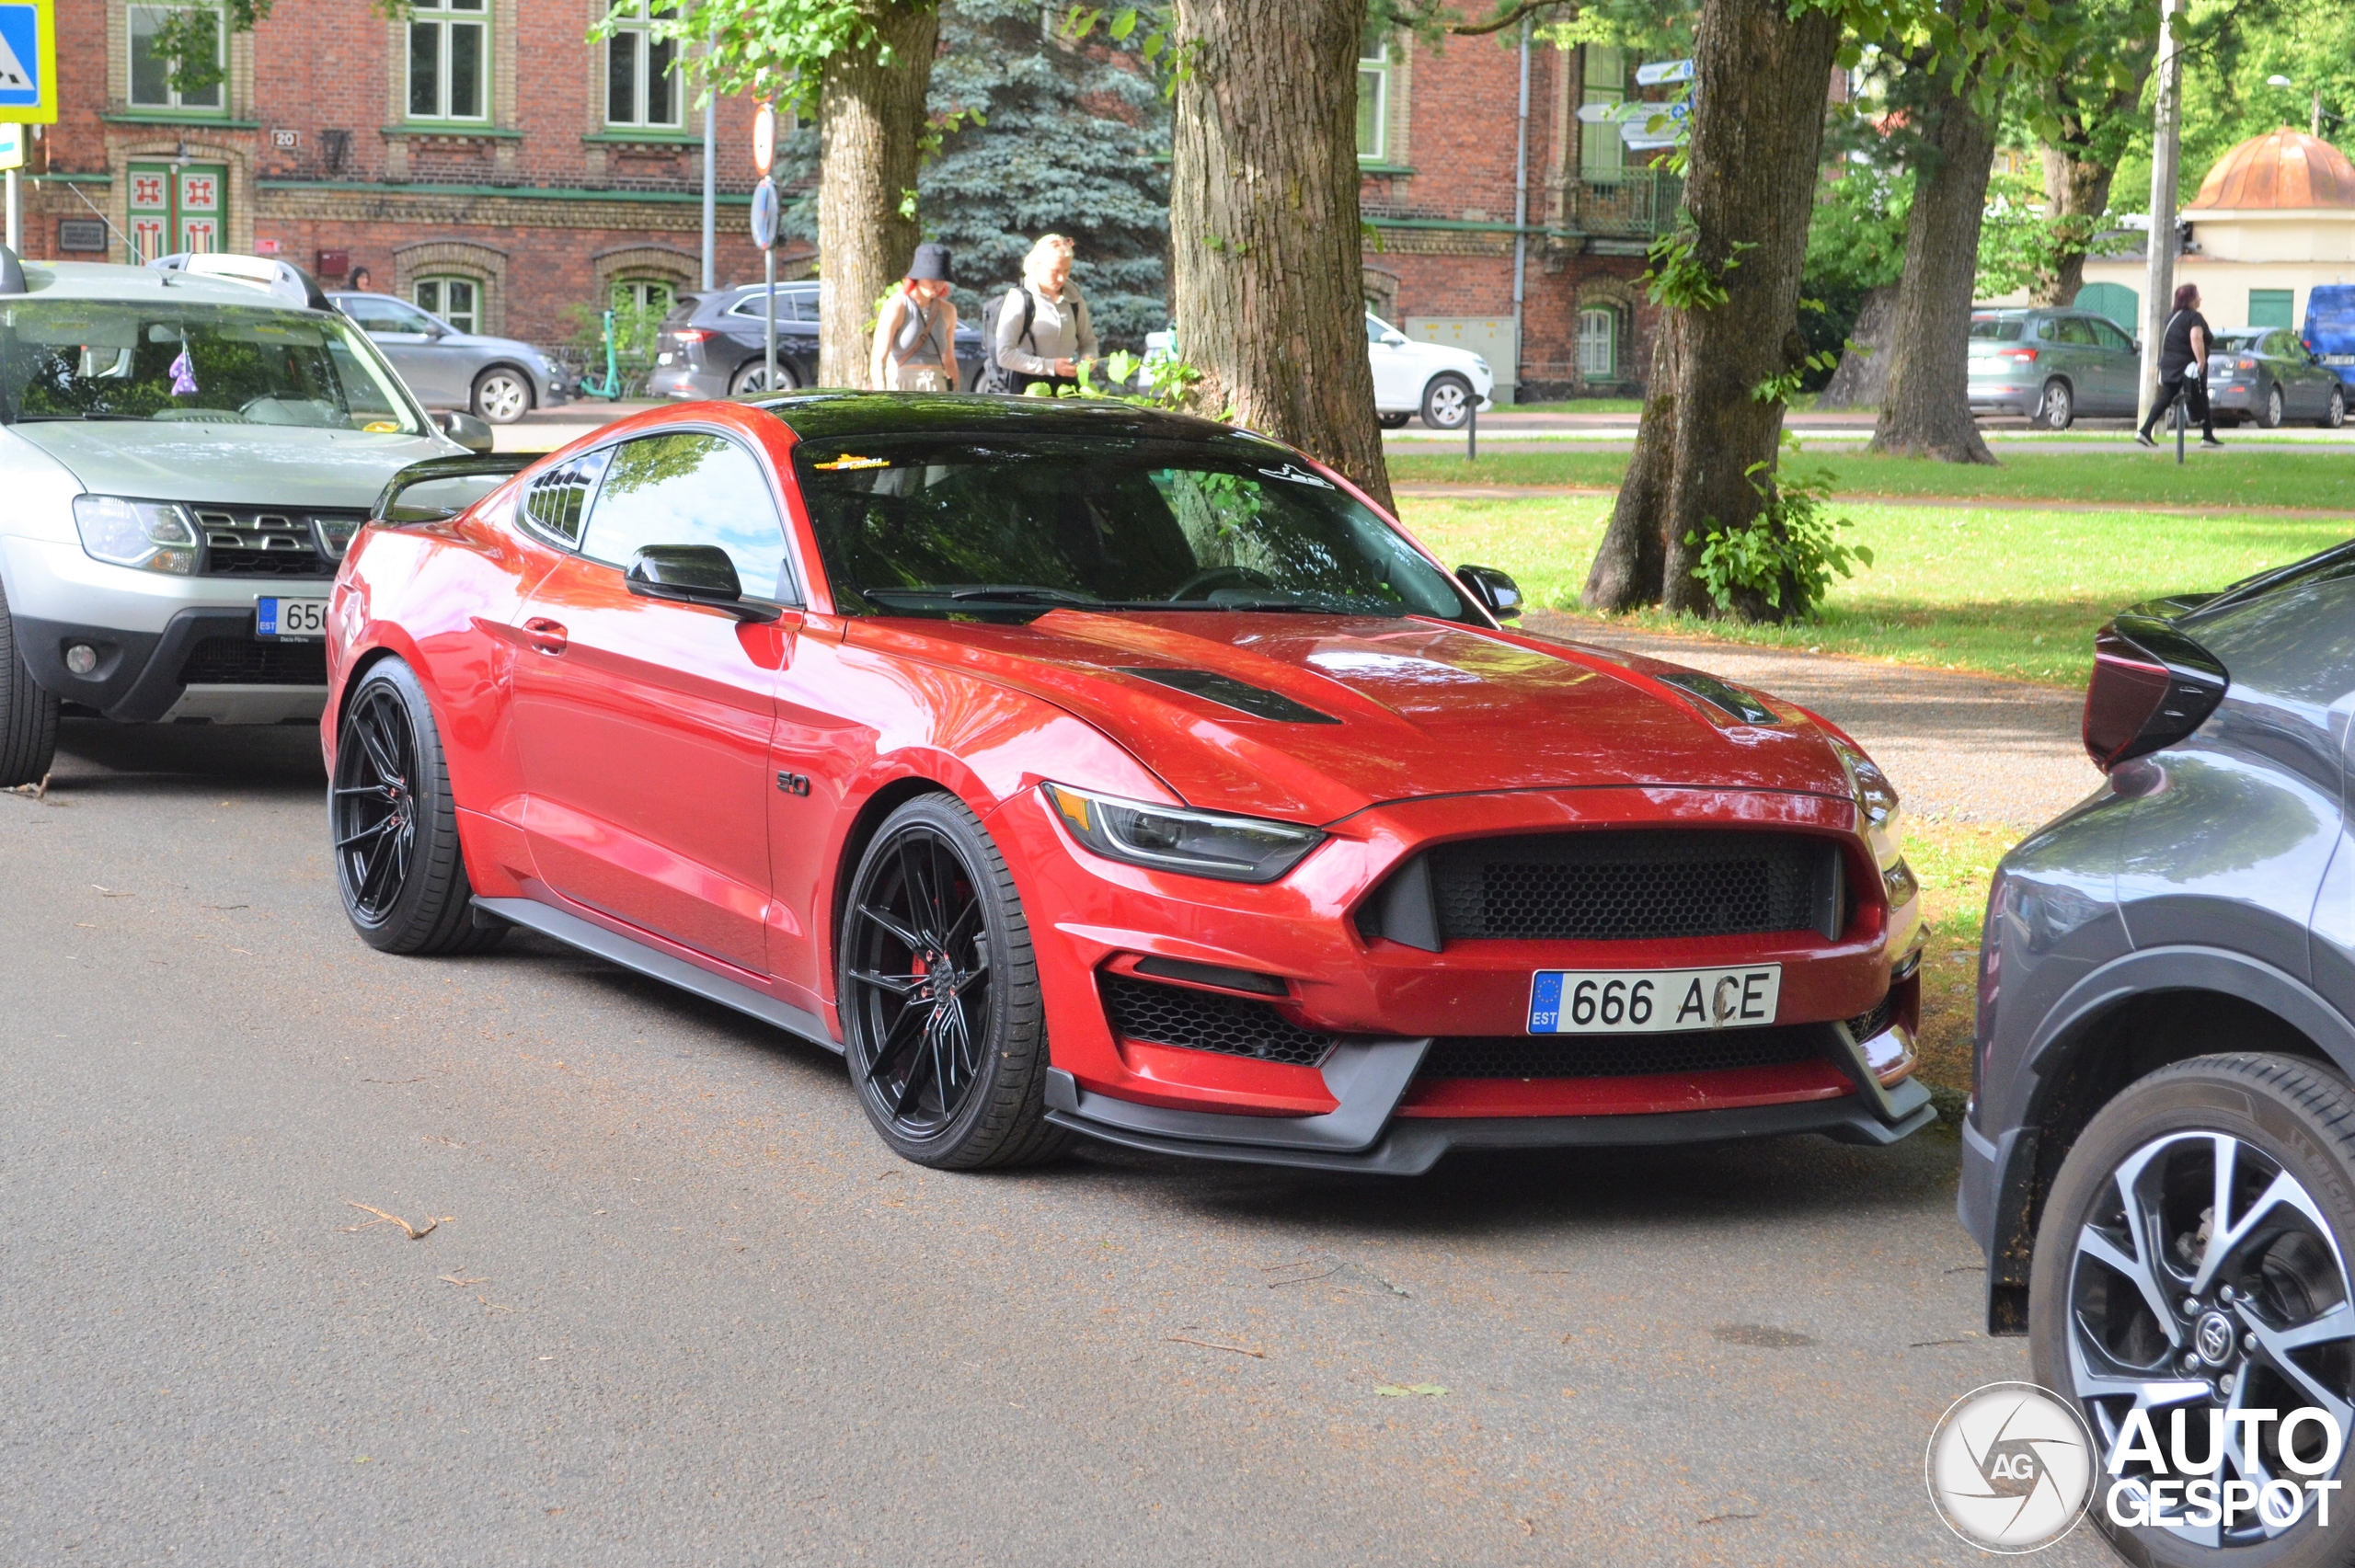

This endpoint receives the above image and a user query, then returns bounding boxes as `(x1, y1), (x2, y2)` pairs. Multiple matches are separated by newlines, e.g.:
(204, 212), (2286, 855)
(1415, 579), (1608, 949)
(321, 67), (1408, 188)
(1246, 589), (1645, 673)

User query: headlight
(72, 495), (199, 575)
(1828, 737), (1901, 853)
(1474, 356), (1491, 375)
(1041, 783), (1325, 883)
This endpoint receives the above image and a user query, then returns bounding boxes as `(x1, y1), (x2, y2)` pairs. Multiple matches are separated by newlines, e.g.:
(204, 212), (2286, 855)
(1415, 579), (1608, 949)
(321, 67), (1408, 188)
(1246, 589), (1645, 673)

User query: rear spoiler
(372, 452), (536, 524)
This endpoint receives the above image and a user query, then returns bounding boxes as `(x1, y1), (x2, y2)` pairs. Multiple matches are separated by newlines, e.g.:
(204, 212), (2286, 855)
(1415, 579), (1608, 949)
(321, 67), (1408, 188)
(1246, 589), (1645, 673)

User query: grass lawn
(1905, 819), (2015, 1111)
(1388, 446), (2355, 512)
(1395, 494), (2355, 684)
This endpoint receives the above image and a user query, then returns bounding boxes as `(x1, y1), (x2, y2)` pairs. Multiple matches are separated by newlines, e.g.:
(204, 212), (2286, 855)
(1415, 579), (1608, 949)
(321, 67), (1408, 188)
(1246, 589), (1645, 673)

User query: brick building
(25, 0), (786, 349)
(1359, 32), (1678, 403)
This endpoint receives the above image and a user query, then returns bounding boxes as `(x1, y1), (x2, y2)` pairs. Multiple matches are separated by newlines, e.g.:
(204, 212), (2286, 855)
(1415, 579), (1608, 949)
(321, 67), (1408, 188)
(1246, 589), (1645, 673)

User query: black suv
(649, 283), (986, 398)
(1964, 547), (2355, 1563)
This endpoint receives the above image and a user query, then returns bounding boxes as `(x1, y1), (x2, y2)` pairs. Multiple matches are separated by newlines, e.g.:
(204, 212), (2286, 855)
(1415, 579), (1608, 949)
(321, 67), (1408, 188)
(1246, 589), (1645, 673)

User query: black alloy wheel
(2031, 1054), (2355, 1566)
(330, 659), (504, 955)
(730, 360), (796, 396)
(838, 795), (1064, 1169)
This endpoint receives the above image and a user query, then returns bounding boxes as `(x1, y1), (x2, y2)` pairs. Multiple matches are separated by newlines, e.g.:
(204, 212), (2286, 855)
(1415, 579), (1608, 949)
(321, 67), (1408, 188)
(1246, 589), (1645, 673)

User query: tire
(1377, 412), (1411, 429)
(2261, 383), (2286, 429)
(2029, 1054), (2355, 1568)
(1420, 373), (1476, 430)
(330, 658), (504, 956)
(2321, 386), (2345, 430)
(0, 575), (60, 789)
(730, 360), (797, 396)
(836, 794), (1068, 1170)
(471, 367), (533, 425)
(2038, 378), (2074, 430)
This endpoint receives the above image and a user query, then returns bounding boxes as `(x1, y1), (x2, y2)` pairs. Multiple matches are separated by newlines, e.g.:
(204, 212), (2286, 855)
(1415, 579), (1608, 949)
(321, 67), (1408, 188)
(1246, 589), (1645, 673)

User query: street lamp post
(2268, 75), (2326, 140)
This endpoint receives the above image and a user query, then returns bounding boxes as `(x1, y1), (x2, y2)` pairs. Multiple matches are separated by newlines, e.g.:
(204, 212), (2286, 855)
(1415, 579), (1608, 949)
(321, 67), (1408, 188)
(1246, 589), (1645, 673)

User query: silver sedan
(329, 292), (569, 425)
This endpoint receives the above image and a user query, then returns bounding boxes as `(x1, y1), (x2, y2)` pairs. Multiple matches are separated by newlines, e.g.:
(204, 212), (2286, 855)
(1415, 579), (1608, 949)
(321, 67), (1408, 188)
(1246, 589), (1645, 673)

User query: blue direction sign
(1636, 58), (1694, 86)
(750, 177), (778, 251)
(0, 0), (57, 123)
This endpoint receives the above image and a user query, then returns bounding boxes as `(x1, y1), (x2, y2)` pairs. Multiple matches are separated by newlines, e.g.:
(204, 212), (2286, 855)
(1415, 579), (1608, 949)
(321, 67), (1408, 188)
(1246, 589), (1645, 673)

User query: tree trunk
(1581, 0), (1840, 618)
(2034, 143), (2117, 307)
(817, 2), (939, 388)
(1867, 68), (1997, 464)
(1169, 0), (1390, 510)
(1814, 284), (1897, 409)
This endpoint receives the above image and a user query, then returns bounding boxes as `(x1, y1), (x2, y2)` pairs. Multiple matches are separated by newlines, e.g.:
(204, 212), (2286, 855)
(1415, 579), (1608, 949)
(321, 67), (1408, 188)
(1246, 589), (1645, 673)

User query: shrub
(1685, 461), (1872, 619)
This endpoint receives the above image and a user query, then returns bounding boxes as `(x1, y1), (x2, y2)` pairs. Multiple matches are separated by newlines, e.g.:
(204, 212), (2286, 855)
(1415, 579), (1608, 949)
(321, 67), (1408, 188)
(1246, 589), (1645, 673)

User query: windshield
(794, 434), (1481, 623)
(0, 298), (425, 432)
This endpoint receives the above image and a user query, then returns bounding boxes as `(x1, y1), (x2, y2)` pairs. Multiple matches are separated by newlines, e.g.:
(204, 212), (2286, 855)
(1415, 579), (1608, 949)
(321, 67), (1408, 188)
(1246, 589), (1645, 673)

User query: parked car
(328, 291), (568, 426)
(1962, 555), (2355, 1562)
(2303, 283), (2355, 390)
(1968, 305), (2142, 429)
(1146, 314), (1497, 430)
(2204, 325), (2348, 429)
(0, 245), (466, 786)
(327, 393), (1930, 1173)
(649, 283), (988, 398)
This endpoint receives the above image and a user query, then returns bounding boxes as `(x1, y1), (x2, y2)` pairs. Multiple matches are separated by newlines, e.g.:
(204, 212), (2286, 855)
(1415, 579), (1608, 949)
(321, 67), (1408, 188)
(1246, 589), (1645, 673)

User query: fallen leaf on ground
(1375, 1382), (1448, 1397)
(8, 773), (52, 799)
(438, 1273), (488, 1286)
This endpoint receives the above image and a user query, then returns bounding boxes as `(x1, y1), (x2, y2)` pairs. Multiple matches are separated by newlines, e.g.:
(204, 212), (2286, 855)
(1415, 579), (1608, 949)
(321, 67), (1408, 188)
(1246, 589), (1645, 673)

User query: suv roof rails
(0, 244), (24, 297)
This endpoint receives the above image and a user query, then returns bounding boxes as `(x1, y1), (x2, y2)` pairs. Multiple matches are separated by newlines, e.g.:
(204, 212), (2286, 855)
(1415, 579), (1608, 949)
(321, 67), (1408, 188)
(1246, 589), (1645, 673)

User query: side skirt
(475, 896), (842, 1055)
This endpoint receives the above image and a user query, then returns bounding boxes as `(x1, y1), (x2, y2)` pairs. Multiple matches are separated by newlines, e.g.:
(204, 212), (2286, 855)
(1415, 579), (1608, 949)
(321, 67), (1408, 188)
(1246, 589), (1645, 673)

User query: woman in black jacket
(2138, 282), (2221, 448)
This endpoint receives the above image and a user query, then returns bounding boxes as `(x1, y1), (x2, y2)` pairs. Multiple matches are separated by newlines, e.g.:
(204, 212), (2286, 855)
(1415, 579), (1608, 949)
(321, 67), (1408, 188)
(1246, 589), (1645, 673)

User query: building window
(2250, 289), (2295, 329)
(128, 3), (225, 113)
(415, 276), (479, 334)
(613, 278), (675, 316)
(1356, 27), (1388, 161)
(1577, 308), (1618, 380)
(1581, 45), (1626, 180)
(605, 0), (681, 129)
(408, 0), (488, 121)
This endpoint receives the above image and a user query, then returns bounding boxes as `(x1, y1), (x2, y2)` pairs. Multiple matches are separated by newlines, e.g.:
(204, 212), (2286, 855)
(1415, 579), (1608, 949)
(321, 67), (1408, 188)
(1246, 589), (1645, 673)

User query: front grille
(178, 636), (328, 686)
(191, 508), (355, 578)
(1425, 830), (1839, 943)
(1419, 1024), (1833, 1080)
(1100, 974), (1337, 1068)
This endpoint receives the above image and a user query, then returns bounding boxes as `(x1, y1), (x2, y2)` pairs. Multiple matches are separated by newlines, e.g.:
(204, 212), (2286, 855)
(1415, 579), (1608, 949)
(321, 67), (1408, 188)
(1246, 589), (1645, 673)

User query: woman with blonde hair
(991, 234), (1098, 395)
(868, 242), (960, 392)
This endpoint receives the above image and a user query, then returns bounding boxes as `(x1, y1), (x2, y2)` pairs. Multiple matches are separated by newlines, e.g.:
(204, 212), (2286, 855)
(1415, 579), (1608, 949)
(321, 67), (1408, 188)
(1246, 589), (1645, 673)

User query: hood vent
(1120, 667), (1339, 725)
(1656, 671), (1779, 726)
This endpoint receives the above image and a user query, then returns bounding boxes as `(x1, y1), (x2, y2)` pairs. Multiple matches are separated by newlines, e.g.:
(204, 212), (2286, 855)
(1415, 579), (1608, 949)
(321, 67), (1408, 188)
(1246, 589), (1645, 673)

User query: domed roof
(2189, 128), (2355, 211)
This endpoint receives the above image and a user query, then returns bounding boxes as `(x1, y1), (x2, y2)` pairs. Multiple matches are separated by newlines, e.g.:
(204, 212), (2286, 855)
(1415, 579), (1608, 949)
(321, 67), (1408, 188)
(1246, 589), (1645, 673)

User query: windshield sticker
(813, 453), (890, 471)
(1256, 463), (1333, 489)
(167, 340), (200, 397)
(363, 421), (401, 433)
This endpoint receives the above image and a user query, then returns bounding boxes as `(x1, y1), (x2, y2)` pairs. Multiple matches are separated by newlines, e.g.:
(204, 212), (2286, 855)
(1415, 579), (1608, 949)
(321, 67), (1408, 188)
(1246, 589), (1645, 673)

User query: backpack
(976, 286), (1037, 395)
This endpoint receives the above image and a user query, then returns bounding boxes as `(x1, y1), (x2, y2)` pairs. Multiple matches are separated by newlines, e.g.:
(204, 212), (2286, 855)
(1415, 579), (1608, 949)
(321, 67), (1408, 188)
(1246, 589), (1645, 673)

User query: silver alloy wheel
(2066, 1128), (2355, 1549)
(1422, 375), (1472, 429)
(473, 370), (531, 425)
(2264, 383), (2286, 429)
(2041, 379), (2074, 430)
(2330, 387), (2346, 429)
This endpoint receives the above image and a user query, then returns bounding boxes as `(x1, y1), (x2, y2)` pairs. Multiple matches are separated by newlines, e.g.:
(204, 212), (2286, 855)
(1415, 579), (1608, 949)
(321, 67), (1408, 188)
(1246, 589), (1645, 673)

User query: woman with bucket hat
(868, 243), (961, 392)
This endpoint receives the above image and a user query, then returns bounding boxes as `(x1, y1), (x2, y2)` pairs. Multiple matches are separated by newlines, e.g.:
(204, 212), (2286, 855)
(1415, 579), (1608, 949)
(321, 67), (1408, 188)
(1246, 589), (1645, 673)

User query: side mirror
(426, 408), (494, 453)
(626, 544), (780, 622)
(1382, 331), (1410, 347)
(1456, 564), (1522, 620)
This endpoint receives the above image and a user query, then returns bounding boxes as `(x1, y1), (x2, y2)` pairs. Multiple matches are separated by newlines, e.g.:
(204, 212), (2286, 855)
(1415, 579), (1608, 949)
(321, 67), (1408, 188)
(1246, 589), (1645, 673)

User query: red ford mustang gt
(322, 394), (1930, 1172)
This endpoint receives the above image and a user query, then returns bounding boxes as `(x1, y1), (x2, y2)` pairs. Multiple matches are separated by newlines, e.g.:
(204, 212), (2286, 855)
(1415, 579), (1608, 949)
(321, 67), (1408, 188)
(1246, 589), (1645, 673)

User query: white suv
(0, 247), (462, 785)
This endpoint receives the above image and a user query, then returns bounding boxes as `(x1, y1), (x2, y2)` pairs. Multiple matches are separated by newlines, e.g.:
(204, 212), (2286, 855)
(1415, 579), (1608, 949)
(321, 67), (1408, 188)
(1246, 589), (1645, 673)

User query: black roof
(753, 391), (1263, 450)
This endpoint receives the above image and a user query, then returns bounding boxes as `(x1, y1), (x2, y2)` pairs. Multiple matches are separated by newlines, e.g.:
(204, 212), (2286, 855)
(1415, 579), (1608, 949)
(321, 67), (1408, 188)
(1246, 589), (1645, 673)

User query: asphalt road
(1, 720), (2116, 1566)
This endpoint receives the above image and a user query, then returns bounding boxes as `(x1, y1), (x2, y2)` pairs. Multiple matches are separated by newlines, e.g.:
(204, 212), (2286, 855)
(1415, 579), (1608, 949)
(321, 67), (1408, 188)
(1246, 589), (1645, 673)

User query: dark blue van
(2303, 284), (2355, 385)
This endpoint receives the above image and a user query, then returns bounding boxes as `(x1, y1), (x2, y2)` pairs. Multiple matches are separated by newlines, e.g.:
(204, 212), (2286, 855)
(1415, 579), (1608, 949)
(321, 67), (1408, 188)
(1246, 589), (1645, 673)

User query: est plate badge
(1528, 965), (1782, 1035)
(256, 597), (328, 641)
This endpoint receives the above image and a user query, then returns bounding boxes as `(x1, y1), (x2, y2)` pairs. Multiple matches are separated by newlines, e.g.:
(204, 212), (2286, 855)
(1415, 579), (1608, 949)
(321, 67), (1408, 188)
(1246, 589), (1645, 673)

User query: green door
(2075, 281), (2139, 335)
(125, 161), (228, 264)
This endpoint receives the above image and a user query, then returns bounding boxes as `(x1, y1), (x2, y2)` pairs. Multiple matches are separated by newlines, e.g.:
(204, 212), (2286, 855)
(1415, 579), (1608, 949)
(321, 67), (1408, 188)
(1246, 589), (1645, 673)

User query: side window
(579, 432), (794, 602)
(2091, 317), (2133, 352)
(2053, 317), (2097, 347)
(523, 450), (610, 545)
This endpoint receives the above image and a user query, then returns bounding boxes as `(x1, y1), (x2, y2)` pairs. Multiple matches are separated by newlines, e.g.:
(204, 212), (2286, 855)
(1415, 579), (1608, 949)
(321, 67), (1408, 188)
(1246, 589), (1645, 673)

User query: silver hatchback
(328, 292), (568, 425)
(1968, 306), (2142, 429)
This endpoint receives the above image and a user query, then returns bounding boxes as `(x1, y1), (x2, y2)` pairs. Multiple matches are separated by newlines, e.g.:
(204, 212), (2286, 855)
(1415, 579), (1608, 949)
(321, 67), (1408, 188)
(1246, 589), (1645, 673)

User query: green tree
(924, 0), (1171, 348)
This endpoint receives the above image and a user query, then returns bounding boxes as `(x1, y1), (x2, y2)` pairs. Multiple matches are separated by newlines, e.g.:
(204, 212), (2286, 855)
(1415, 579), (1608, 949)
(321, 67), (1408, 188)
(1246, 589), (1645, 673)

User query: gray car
(1968, 305), (2142, 429)
(2204, 325), (2349, 429)
(328, 292), (567, 425)
(1961, 551), (2355, 1562)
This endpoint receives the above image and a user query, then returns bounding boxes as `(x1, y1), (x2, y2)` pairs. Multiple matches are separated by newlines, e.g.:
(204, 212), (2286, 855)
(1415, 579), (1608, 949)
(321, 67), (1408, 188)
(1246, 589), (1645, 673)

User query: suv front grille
(1423, 830), (1841, 943)
(192, 508), (357, 578)
(178, 636), (328, 686)
(1100, 974), (1337, 1068)
(1419, 1024), (1833, 1080)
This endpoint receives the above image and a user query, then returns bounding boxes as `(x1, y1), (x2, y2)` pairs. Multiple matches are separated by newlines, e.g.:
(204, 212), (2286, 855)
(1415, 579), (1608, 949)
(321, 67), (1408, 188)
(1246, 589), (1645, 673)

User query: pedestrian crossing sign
(0, 0), (58, 124)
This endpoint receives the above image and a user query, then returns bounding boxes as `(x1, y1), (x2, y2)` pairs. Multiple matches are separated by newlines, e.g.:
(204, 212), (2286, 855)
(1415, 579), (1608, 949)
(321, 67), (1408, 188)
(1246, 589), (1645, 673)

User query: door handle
(524, 617), (569, 655)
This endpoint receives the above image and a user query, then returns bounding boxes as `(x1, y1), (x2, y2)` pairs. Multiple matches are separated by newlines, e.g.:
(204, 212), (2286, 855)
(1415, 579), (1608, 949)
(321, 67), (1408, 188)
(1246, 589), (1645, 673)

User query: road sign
(0, 0), (57, 123)
(752, 102), (775, 177)
(750, 176), (778, 251)
(1636, 58), (1694, 86)
(0, 125), (21, 171)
